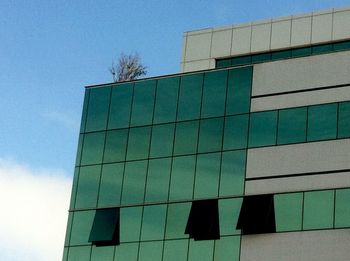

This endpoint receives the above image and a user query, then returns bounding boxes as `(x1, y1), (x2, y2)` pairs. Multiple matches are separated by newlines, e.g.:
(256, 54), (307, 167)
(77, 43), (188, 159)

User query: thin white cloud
(41, 110), (80, 132)
(0, 158), (72, 261)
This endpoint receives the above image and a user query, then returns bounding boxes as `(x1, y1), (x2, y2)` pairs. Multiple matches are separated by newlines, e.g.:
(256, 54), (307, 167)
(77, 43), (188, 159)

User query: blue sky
(0, 1), (349, 260)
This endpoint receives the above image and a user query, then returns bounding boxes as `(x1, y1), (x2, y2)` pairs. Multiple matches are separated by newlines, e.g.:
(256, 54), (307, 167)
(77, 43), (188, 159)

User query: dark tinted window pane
(303, 190), (334, 230)
(144, 158), (171, 203)
(150, 123), (175, 158)
(68, 246), (91, 261)
(69, 168), (79, 209)
(174, 121), (199, 156)
(274, 192), (303, 232)
(188, 240), (214, 261)
(80, 132), (105, 165)
(219, 150), (246, 197)
(64, 213), (73, 246)
(120, 207), (142, 242)
(75, 134), (83, 166)
(198, 118), (224, 153)
(165, 202), (191, 239)
(85, 87), (111, 132)
(177, 73), (203, 121)
(153, 77), (179, 124)
(219, 198), (242, 235)
(130, 80), (156, 126)
(103, 129), (128, 163)
(141, 205), (167, 241)
(80, 89), (90, 133)
(98, 163), (124, 207)
(216, 59), (231, 68)
(75, 165), (101, 209)
(226, 67), (252, 115)
(194, 153), (221, 199)
(271, 50), (291, 60)
(121, 160), (147, 205)
(139, 241), (163, 261)
(163, 239), (189, 261)
(169, 155), (196, 201)
(312, 44), (333, 54)
(126, 127), (151, 161)
(291, 47), (311, 57)
(335, 188), (350, 228)
(333, 41), (350, 51)
(249, 111), (278, 147)
(108, 83), (133, 129)
(223, 114), (249, 150)
(278, 107), (307, 145)
(201, 70), (227, 118)
(63, 247), (68, 261)
(91, 246), (115, 261)
(338, 101), (350, 138)
(307, 103), (337, 141)
(114, 243), (139, 261)
(214, 236), (240, 261)
(70, 210), (95, 245)
(251, 53), (271, 63)
(231, 56), (252, 66)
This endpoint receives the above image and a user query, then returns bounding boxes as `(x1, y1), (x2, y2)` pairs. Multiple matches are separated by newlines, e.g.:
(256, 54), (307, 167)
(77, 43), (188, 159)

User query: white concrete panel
(211, 29), (232, 58)
(311, 13), (333, 43)
(185, 32), (212, 61)
(291, 17), (312, 46)
(182, 59), (210, 72)
(251, 85), (350, 112)
(252, 51), (350, 96)
(246, 139), (350, 179)
(245, 172), (350, 195)
(241, 229), (350, 261)
(251, 23), (271, 53)
(231, 26), (251, 55)
(181, 34), (187, 63)
(208, 59), (216, 69)
(333, 10), (350, 40)
(271, 20), (291, 49)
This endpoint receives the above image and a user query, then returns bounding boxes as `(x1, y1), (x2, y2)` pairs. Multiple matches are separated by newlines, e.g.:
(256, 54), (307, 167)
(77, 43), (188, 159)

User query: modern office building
(63, 7), (350, 261)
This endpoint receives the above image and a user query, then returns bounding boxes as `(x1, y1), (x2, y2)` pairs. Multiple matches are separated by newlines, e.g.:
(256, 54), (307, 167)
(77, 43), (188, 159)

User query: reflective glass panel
(64, 212), (73, 246)
(153, 77), (179, 124)
(138, 241), (163, 261)
(223, 114), (249, 150)
(108, 83), (133, 129)
(80, 132), (105, 165)
(67, 246), (91, 261)
(335, 188), (350, 228)
(198, 118), (224, 153)
(150, 123), (175, 158)
(120, 206), (143, 242)
(69, 167), (79, 209)
(165, 202), (191, 239)
(114, 243), (139, 261)
(271, 50), (291, 60)
(312, 44), (333, 54)
(216, 59), (231, 68)
(80, 89), (90, 133)
(103, 129), (128, 163)
(251, 53), (271, 63)
(249, 111), (278, 147)
(231, 56), (251, 66)
(174, 121), (199, 156)
(338, 101), (350, 138)
(188, 240), (214, 261)
(126, 126), (151, 161)
(141, 204), (167, 241)
(291, 47), (311, 57)
(214, 236), (240, 261)
(333, 41), (350, 51)
(75, 134), (83, 166)
(219, 198), (242, 235)
(91, 246), (114, 261)
(307, 103), (337, 141)
(70, 210), (95, 246)
(163, 239), (189, 261)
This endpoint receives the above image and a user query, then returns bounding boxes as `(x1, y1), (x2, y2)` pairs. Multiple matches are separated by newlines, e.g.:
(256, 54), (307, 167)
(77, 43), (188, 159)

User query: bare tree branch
(109, 53), (147, 82)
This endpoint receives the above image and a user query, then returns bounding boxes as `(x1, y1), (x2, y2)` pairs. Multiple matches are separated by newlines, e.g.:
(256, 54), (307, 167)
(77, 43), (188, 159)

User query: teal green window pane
(223, 114), (249, 150)
(120, 207), (143, 242)
(307, 103), (337, 141)
(177, 73), (203, 121)
(70, 210), (95, 245)
(80, 89), (90, 133)
(130, 80), (156, 127)
(97, 163), (124, 207)
(126, 127), (151, 160)
(165, 202), (191, 239)
(312, 44), (333, 54)
(169, 155), (196, 201)
(219, 198), (242, 235)
(338, 101), (350, 138)
(141, 204), (167, 241)
(103, 129), (128, 163)
(198, 118), (224, 153)
(251, 53), (271, 63)
(108, 83), (133, 129)
(63, 247), (68, 261)
(277, 107), (307, 145)
(114, 243), (139, 261)
(333, 41), (350, 51)
(214, 236), (240, 261)
(121, 160), (147, 205)
(91, 246), (115, 261)
(75, 165), (101, 209)
(153, 77), (179, 124)
(150, 123), (175, 158)
(249, 111), (278, 147)
(271, 50), (291, 60)
(188, 240), (214, 261)
(291, 47), (311, 57)
(80, 132), (105, 165)
(174, 121), (199, 156)
(303, 190), (334, 230)
(85, 87), (111, 132)
(75, 134), (83, 166)
(335, 189), (350, 228)
(144, 158), (171, 203)
(139, 241), (163, 261)
(219, 150), (246, 197)
(64, 213), (73, 246)
(216, 59), (231, 68)
(194, 153), (221, 199)
(201, 70), (228, 118)
(226, 66), (253, 115)
(67, 246), (91, 261)
(274, 192), (303, 232)
(69, 167), (79, 209)
(163, 239), (189, 261)
(231, 56), (251, 66)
